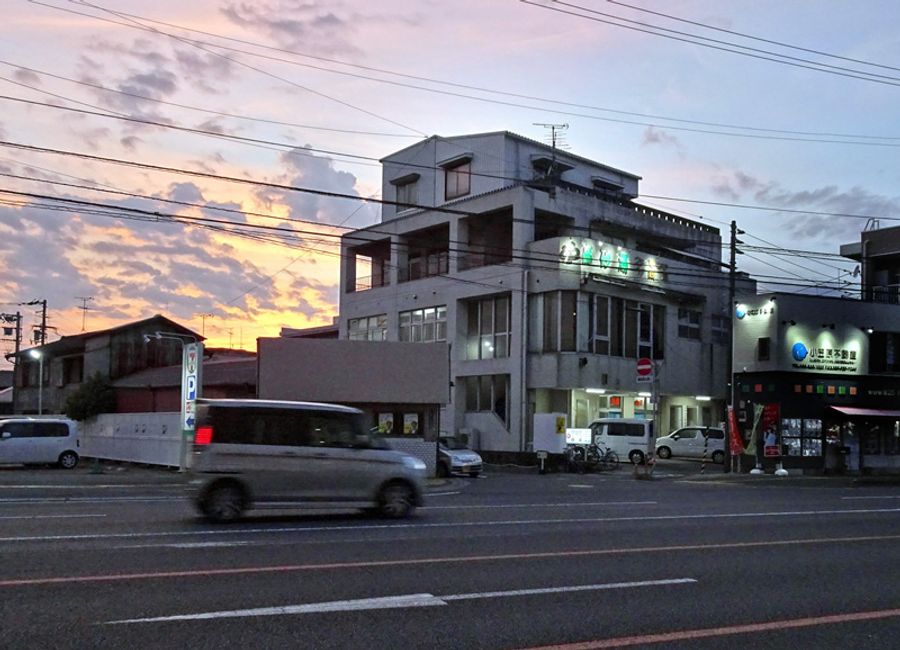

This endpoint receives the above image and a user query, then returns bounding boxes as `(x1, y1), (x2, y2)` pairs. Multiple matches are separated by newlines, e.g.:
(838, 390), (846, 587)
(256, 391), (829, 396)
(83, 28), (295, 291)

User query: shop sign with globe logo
(791, 342), (808, 361)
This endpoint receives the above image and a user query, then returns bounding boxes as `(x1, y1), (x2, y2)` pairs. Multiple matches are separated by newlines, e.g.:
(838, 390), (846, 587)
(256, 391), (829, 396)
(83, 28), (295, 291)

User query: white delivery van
(0, 418), (81, 468)
(589, 418), (654, 464)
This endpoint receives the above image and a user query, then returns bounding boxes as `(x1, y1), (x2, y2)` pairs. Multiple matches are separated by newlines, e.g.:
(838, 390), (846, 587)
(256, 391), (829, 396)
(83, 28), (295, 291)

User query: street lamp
(28, 349), (43, 415)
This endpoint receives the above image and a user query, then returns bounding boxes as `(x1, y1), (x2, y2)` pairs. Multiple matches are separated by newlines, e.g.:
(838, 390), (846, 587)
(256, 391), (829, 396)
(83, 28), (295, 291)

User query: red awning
(829, 406), (900, 418)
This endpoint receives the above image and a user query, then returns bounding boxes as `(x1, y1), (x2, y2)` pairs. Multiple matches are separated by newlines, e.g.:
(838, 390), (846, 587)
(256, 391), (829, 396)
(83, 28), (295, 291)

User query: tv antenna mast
(75, 296), (94, 331)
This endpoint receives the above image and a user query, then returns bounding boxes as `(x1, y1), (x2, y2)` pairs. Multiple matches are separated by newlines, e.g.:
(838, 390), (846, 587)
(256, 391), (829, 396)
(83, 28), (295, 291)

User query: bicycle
(565, 443), (621, 473)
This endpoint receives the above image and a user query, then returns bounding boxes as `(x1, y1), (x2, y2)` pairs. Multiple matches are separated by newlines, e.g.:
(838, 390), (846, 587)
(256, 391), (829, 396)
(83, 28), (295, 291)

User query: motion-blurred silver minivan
(189, 399), (426, 522)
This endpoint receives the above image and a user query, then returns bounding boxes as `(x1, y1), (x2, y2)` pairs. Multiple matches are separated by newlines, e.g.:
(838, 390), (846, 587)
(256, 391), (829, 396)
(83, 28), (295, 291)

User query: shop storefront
(734, 373), (900, 473)
(733, 292), (900, 475)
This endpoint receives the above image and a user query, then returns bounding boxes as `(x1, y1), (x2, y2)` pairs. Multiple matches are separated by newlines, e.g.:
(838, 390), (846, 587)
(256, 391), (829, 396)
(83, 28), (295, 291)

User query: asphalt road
(1, 462), (899, 649)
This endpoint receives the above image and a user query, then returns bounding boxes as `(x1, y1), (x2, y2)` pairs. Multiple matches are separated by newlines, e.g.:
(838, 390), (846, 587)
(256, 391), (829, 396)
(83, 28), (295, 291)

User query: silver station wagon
(189, 399), (426, 522)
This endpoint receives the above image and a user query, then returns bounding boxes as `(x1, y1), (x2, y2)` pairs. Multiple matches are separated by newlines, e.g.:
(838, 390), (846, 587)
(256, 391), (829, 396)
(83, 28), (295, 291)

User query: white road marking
(3, 507), (898, 544)
(0, 497), (182, 504)
(425, 491), (462, 497)
(0, 514), (106, 521)
(166, 542), (255, 548)
(0, 484), (184, 489)
(842, 495), (900, 500)
(568, 484), (595, 489)
(104, 578), (696, 624)
(422, 501), (656, 510)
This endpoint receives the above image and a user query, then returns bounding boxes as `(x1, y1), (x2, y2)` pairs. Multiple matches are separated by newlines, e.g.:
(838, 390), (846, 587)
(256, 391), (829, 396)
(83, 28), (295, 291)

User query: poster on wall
(403, 413), (420, 435)
(377, 413), (394, 434)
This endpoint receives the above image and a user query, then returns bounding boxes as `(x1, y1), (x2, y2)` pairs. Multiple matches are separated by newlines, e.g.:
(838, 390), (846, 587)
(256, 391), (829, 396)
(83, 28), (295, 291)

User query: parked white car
(655, 426), (725, 463)
(0, 418), (80, 468)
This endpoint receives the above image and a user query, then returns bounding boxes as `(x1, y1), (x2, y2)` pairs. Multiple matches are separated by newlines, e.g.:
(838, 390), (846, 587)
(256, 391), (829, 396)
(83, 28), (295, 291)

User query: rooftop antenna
(75, 296), (94, 331)
(532, 123), (569, 193)
(534, 122), (570, 151)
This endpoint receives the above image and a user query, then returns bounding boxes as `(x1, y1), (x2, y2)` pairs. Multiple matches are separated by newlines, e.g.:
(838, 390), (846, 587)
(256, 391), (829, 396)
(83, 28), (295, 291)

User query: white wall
(81, 412), (182, 467)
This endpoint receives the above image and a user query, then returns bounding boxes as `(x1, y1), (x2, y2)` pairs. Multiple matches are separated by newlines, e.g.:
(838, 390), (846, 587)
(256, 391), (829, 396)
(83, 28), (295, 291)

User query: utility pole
(726, 220), (744, 474)
(2, 311), (22, 414)
(23, 299), (47, 345)
(199, 313), (214, 337)
(75, 296), (94, 331)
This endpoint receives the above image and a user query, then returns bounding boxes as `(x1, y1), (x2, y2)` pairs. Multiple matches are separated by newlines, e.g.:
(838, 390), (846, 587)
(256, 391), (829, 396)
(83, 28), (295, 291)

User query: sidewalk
(676, 470), (900, 488)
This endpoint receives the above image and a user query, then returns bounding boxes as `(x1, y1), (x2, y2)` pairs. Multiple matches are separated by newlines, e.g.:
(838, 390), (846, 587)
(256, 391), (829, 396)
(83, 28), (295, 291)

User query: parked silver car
(189, 399), (426, 522)
(437, 437), (483, 477)
(655, 426), (725, 463)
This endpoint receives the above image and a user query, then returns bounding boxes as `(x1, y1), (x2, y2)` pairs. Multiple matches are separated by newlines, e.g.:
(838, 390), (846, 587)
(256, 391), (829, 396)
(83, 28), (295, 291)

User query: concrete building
(338, 131), (749, 456)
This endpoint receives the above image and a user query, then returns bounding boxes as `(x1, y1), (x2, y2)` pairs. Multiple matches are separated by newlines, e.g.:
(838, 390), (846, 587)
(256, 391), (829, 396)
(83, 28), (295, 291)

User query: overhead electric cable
(68, 0), (428, 137)
(25, 2), (900, 144)
(605, 0), (900, 74)
(520, 0), (900, 88)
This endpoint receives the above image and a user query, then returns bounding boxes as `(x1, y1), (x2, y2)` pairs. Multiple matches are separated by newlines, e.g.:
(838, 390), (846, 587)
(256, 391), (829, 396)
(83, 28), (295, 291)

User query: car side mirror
(353, 434), (371, 448)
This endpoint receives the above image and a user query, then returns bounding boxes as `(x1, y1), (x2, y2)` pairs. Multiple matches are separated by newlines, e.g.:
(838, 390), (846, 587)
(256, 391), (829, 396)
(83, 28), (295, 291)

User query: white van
(589, 418), (654, 464)
(0, 418), (80, 468)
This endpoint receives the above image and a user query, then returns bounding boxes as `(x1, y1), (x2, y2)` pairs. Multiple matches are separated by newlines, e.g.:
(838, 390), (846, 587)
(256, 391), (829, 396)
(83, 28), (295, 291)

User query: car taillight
(195, 425), (213, 445)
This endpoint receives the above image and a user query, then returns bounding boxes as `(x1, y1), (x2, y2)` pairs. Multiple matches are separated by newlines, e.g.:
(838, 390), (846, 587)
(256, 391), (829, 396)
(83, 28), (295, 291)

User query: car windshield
(440, 438), (469, 450)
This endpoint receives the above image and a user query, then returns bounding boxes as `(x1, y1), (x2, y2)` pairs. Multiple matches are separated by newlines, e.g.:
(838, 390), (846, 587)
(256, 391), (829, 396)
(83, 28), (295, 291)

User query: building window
(396, 179), (418, 209)
(589, 295), (664, 360)
(589, 295), (609, 354)
(677, 308), (702, 340)
(782, 418), (822, 457)
(445, 160), (471, 200)
(869, 331), (900, 373)
(758, 337), (771, 361)
(400, 306), (447, 343)
(63, 356), (84, 385)
(466, 296), (510, 359)
(711, 314), (729, 345)
(348, 314), (387, 341)
(542, 290), (577, 352)
(462, 374), (509, 424)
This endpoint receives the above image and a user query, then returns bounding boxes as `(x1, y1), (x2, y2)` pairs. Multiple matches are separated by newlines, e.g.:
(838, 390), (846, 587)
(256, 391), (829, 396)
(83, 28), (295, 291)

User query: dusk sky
(2, 0), (898, 364)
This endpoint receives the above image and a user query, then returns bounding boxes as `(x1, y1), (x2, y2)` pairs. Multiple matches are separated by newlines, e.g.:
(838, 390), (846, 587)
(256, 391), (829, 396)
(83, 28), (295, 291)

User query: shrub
(64, 373), (115, 421)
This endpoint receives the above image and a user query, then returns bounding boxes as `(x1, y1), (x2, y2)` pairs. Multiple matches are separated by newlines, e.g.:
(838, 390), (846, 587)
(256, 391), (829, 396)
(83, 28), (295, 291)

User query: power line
(0, 61), (417, 139)
(24, 2), (900, 145)
(0, 187), (861, 294)
(70, 0), (428, 137)
(605, 0), (900, 74)
(522, 0), (900, 88)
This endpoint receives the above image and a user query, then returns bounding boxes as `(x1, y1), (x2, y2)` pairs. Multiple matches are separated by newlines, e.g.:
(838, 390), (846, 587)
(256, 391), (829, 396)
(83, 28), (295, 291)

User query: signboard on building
(789, 339), (861, 374)
(559, 238), (664, 285)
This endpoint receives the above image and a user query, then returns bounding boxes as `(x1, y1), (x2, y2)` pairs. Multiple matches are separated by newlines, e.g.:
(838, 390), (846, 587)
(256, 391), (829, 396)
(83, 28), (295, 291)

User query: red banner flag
(728, 406), (744, 455)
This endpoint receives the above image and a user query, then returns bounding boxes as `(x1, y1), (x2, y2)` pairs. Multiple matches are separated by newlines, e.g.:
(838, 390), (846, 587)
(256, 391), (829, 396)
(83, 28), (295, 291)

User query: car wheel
(436, 462), (450, 478)
(712, 450), (725, 464)
(629, 450), (645, 465)
(202, 483), (245, 523)
(656, 446), (671, 459)
(379, 481), (415, 519)
(58, 451), (79, 469)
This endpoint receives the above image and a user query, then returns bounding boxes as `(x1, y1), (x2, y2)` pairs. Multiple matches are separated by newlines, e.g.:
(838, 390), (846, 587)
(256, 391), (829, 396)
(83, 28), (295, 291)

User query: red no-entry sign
(636, 357), (653, 383)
